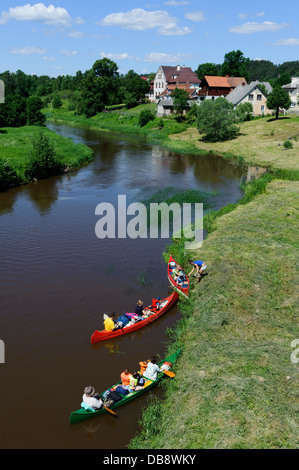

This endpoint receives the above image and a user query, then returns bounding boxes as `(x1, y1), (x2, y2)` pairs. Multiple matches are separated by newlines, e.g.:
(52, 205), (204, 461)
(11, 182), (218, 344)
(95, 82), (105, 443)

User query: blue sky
(0, 1), (298, 77)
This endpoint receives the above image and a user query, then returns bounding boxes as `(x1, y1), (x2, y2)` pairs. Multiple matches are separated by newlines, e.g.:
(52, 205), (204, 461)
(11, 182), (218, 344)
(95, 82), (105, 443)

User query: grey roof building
(226, 83), (271, 115)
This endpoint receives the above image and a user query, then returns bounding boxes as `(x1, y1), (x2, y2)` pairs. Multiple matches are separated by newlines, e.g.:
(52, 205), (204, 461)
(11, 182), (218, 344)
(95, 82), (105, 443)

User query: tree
(138, 109), (154, 127)
(0, 95), (27, 127)
(236, 102), (254, 122)
(195, 63), (220, 80)
(123, 70), (150, 105)
(26, 96), (46, 126)
(25, 130), (63, 180)
(248, 59), (277, 82)
(266, 85), (291, 119)
(52, 94), (62, 109)
(196, 97), (240, 142)
(221, 50), (249, 81)
(80, 59), (121, 117)
(172, 88), (190, 117)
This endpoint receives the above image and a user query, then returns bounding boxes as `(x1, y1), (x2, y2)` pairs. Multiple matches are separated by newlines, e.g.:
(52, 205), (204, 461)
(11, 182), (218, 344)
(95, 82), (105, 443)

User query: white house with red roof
(148, 65), (201, 101)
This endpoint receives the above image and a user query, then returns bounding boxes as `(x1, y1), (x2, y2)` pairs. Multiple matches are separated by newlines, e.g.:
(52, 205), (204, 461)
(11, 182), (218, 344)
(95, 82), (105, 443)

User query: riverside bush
(0, 157), (19, 189)
(196, 97), (240, 142)
(138, 109), (154, 127)
(25, 130), (64, 180)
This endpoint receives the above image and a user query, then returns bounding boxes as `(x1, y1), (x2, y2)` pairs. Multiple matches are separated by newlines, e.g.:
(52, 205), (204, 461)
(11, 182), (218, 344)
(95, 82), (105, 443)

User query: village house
(226, 82), (271, 115)
(282, 77), (299, 114)
(147, 65), (201, 102)
(156, 98), (196, 117)
(197, 75), (247, 100)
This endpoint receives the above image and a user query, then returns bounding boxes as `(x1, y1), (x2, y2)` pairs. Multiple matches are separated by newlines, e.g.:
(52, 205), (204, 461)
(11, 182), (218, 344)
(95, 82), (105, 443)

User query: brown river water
(0, 123), (245, 449)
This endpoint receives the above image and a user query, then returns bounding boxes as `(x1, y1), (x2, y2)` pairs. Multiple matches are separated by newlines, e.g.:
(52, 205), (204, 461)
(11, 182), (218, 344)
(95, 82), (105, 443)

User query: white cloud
(229, 21), (289, 34)
(74, 16), (85, 25)
(100, 52), (134, 60)
(61, 49), (78, 57)
(43, 56), (55, 60)
(272, 38), (299, 46)
(100, 8), (191, 36)
(255, 12), (265, 17)
(238, 13), (248, 19)
(0, 3), (72, 26)
(164, 1), (189, 4)
(68, 31), (85, 38)
(9, 46), (47, 54)
(144, 52), (192, 63)
(185, 11), (205, 22)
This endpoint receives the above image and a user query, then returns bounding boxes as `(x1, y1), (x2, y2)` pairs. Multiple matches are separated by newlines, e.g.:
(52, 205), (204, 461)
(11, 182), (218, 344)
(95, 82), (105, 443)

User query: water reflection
(23, 177), (60, 215)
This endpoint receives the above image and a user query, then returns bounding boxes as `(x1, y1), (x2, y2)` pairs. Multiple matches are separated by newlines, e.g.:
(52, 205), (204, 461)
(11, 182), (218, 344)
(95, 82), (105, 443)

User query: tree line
(0, 51), (297, 128)
(195, 51), (299, 85)
(0, 59), (150, 125)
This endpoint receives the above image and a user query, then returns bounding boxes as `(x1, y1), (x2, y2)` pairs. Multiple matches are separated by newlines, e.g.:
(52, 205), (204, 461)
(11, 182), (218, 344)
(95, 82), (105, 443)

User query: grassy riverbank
(45, 102), (299, 171)
(130, 176), (299, 449)
(0, 126), (93, 189)
(169, 116), (299, 171)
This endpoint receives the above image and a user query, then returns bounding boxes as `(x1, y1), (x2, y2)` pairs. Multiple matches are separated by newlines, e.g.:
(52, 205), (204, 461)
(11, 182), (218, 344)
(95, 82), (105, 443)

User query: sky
(0, 1), (298, 77)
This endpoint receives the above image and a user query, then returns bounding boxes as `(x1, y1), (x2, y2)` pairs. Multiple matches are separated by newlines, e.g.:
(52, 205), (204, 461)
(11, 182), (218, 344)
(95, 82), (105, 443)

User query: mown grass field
(130, 179), (299, 449)
(0, 126), (93, 184)
(169, 116), (299, 171)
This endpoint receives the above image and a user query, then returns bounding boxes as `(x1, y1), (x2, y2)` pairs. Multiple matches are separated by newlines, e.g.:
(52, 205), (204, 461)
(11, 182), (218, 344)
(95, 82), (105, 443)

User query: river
(0, 123), (245, 449)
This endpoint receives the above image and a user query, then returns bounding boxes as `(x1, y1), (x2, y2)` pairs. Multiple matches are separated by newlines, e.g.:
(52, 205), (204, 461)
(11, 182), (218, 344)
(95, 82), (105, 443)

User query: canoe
(167, 255), (189, 299)
(69, 349), (181, 424)
(90, 291), (179, 344)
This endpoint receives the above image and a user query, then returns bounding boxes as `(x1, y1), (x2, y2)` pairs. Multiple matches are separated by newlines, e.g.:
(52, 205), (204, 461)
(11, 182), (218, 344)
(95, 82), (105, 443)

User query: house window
(158, 74), (162, 79)
(248, 94), (253, 101)
(257, 94), (262, 101)
(291, 102), (295, 107)
(261, 105), (265, 112)
(162, 82), (164, 88)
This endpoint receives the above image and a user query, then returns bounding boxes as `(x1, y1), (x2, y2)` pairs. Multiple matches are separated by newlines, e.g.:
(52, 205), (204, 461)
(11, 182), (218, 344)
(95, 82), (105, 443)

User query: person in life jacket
(151, 296), (161, 309)
(120, 368), (132, 390)
(139, 360), (149, 375)
(130, 372), (145, 391)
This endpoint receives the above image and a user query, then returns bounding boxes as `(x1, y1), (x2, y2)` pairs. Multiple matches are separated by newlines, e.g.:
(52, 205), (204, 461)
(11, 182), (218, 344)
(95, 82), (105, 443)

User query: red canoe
(90, 291), (179, 343)
(167, 255), (189, 299)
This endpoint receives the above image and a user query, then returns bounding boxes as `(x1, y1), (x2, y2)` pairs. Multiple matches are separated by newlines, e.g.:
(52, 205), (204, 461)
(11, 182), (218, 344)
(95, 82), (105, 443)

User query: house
(157, 83), (199, 101)
(197, 75), (247, 100)
(282, 77), (299, 114)
(226, 83), (271, 115)
(151, 65), (201, 101)
(157, 98), (196, 117)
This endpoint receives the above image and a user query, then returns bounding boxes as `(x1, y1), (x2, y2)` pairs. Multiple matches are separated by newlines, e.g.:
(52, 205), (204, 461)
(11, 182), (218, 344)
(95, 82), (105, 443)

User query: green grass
(45, 102), (299, 171)
(0, 126), (93, 187)
(129, 176), (299, 449)
(169, 115), (299, 171)
(44, 102), (190, 146)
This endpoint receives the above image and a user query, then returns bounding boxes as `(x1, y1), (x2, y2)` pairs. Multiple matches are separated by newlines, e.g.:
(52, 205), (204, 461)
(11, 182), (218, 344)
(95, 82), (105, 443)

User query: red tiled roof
(161, 66), (200, 84)
(226, 77), (247, 87)
(204, 76), (230, 87)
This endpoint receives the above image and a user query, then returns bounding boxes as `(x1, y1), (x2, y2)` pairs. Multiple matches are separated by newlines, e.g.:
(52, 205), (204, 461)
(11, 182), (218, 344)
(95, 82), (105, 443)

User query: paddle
(163, 370), (175, 378)
(103, 405), (118, 416)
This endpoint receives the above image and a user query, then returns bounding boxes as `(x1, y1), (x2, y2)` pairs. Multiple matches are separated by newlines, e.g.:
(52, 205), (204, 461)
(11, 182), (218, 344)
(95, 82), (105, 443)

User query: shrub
(196, 97), (240, 142)
(0, 158), (20, 189)
(138, 109), (154, 127)
(283, 140), (293, 149)
(25, 130), (63, 180)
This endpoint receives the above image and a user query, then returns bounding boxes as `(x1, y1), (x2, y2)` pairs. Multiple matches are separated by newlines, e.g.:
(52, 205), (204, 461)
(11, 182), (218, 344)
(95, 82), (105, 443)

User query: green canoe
(69, 349), (181, 424)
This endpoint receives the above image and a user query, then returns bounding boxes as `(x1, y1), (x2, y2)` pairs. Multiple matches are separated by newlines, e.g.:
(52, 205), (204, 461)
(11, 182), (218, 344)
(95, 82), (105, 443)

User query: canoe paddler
(103, 312), (115, 331)
(188, 259), (207, 278)
(82, 386), (103, 410)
